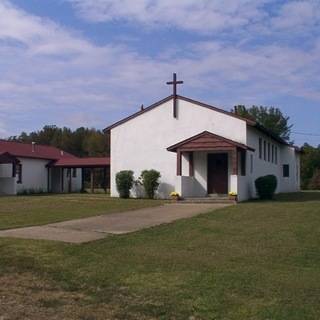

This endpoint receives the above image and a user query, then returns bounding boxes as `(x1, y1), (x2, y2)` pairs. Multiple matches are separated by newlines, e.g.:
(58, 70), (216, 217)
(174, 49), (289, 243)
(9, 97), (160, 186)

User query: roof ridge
(103, 94), (256, 132)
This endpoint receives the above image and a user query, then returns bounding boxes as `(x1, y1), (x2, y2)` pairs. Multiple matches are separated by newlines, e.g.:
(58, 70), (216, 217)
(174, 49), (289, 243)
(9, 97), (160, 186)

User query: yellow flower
(229, 191), (237, 196)
(170, 191), (180, 197)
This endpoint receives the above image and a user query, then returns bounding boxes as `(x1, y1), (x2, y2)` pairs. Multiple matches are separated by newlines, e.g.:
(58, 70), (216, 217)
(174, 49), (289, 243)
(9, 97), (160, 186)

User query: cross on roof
(166, 73), (183, 118)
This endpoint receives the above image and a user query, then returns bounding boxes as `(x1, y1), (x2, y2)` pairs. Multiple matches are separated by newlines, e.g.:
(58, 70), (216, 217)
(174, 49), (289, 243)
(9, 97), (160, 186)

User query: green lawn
(0, 194), (164, 230)
(0, 192), (320, 319)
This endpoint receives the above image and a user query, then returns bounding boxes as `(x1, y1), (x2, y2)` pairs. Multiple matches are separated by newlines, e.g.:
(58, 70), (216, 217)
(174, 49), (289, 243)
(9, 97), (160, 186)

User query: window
(250, 154), (253, 174)
(240, 151), (246, 176)
(72, 168), (77, 178)
(272, 145), (274, 163)
(16, 164), (22, 184)
(263, 140), (266, 161)
(283, 164), (289, 177)
(275, 146), (278, 164)
(268, 142), (271, 162)
(259, 138), (262, 159)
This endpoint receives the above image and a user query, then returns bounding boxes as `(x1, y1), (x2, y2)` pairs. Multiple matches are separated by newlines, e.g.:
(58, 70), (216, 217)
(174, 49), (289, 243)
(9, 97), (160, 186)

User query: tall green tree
(233, 105), (293, 142)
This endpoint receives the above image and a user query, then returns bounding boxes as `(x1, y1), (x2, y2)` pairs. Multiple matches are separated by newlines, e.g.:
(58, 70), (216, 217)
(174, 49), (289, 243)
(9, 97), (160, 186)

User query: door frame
(207, 153), (229, 195)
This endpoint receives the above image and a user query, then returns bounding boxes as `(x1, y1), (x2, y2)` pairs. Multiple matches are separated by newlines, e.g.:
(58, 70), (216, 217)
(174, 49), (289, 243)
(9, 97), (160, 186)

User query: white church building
(105, 75), (301, 201)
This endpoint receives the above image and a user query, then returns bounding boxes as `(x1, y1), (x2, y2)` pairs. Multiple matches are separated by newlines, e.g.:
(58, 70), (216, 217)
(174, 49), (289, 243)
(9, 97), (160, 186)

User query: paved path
(0, 203), (231, 243)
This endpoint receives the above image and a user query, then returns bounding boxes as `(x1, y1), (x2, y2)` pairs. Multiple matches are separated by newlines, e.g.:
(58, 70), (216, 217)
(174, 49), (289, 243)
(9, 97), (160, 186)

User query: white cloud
(271, 1), (320, 30)
(68, 0), (270, 33)
(68, 0), (320, 42)
(0, 0), (320, 139)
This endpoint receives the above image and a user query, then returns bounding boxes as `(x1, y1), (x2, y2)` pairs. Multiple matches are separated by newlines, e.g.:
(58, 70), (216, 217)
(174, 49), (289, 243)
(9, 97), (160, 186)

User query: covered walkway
(47, 157), (110, 193)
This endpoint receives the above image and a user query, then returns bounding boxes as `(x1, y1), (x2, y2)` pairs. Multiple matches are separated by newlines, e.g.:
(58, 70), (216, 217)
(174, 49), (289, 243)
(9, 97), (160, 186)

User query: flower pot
(229, 195), (237, 201)
(171, 195), (180, 202)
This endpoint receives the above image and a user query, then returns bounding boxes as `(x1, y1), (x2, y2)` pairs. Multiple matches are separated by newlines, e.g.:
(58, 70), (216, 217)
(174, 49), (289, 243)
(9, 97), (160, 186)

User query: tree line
(9, 125), (110, 157)
(7, 105), (320, 190)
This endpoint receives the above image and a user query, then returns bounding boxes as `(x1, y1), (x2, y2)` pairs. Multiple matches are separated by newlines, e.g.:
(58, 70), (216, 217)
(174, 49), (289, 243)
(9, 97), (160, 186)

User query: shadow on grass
(274, 191), (320, 202)
(244, 191), (320, 204)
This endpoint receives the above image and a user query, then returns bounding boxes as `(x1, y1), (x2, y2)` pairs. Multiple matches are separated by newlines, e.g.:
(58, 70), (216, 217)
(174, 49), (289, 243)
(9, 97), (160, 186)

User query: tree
(300, 143), (320, 189)
(9, 125), (109, 157)
(233, 105), (293, 142)
(309, 169), (320, 190)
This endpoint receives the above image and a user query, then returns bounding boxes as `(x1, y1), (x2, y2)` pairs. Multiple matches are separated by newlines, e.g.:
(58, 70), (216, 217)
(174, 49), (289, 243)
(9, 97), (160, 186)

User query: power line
(292, 131), (320, 137)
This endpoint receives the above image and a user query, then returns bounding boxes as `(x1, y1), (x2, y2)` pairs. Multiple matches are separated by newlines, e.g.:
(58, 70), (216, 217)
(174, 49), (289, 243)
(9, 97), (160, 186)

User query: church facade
(105, 91), (301, 201)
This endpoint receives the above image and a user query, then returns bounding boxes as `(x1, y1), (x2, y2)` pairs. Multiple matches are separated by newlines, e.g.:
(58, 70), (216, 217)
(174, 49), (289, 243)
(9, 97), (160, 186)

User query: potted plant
(170, 191), (180, 201)
(228, 191), (237, 201)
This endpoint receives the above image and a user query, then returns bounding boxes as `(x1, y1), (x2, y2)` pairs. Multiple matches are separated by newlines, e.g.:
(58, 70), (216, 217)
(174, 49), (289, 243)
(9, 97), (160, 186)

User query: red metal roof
(50, 157), (110, 168)
(0, 140), (76, 160)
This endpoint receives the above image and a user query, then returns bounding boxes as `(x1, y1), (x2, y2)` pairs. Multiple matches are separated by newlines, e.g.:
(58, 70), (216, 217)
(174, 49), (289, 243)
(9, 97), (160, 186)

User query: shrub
(116, 170), (134, 198)
(140, 169), (161, 199)
(255, 175), (277, 200)
(17, 188), (46, 196)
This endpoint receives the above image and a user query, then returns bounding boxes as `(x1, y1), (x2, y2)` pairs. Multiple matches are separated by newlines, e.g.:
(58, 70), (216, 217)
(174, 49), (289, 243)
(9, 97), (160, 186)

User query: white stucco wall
(279, 146), (300, 192)
(16, 158), (50, 193)
(0, 164), (16, 195)
(245, 127), (300, 198)
(0, 164), (13, 177)
(110, 98), (247, 198)
(60, 168), (82, 193)
(50, 167), (82, 193)
(0, 159), (82, 195)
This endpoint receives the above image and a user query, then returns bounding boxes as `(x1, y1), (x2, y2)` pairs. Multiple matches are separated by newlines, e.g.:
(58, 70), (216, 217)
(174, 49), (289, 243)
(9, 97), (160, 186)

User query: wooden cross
(166, 73), (183, 118)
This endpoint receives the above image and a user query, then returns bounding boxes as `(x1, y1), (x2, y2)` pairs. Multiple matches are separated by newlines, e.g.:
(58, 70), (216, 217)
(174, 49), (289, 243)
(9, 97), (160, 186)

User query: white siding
(16, 158), (50, 193)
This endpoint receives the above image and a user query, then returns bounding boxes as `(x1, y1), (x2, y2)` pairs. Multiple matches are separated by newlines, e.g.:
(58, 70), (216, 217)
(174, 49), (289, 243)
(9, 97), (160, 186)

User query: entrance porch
(167, 131), (254, 201)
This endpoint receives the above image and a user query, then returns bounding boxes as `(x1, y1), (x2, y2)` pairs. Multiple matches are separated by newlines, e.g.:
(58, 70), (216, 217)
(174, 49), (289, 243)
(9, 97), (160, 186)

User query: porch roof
(0, 152), (20, 164)
(167, 131), (255, 153)
(48, 157), (110, 168)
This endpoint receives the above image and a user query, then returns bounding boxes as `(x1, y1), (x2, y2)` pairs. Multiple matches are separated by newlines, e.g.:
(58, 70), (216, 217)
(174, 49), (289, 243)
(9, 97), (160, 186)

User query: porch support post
(189, 152), (194, 177)
(177, 150), (182, 176)
(90, 168), (94, 193)
(47, 167), (50, 192)
(103, 167), (107, 193)
(61, 168), (64, 193)
(231, 148), (238, 175)
(81, 168), (85, 192)
(12, 163), (16, 178)
(68, 168), (72, 193)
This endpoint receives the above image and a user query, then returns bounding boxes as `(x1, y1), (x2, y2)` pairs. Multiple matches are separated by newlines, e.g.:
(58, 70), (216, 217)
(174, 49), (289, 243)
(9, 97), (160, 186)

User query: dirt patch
(0, 273), (120, 320)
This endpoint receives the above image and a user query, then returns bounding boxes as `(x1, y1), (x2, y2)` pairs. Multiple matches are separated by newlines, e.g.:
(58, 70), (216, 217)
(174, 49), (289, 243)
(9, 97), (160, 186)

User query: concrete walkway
(0, 203), (231, 243)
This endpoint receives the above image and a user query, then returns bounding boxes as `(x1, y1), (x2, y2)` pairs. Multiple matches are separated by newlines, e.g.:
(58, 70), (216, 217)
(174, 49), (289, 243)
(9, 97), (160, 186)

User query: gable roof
(167, 131), (255, 152)
(0, 152), (20, 164)
(103, 95), (255, 132)
(0, 140), (76, 160)
(103, 94), (293, 147)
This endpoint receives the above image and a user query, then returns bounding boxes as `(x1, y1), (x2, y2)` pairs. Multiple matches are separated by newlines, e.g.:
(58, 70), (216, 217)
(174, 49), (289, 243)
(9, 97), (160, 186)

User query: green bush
(116, 170), (134, 198)
(255, 175), (277, 200)
(140, 169), (161, 199)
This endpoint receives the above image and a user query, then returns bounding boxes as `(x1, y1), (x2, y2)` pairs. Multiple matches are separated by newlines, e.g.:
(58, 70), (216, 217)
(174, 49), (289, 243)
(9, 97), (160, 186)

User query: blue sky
(0, 0), (320, 146)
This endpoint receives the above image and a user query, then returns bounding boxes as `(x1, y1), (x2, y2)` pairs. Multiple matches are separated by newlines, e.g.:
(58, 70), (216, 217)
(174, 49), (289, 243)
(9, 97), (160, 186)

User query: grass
(0, 192), (320, 319)
(0, 193), (164, 230)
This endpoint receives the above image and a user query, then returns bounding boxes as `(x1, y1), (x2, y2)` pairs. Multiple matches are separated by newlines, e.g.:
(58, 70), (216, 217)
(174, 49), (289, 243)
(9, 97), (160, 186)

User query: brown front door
(207, 153), (228, 194)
